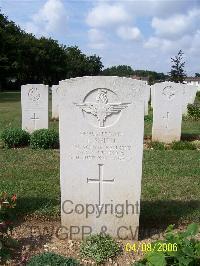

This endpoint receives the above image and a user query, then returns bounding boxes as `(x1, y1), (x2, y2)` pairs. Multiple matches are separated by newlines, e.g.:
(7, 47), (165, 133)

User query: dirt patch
(2, 218), (198, 266)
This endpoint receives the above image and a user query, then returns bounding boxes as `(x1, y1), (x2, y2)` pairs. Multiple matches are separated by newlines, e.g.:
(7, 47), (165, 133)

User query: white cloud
(25, 0), (68, 37)
(88, 28), (107, 49)
(107, 0), (199, 18)
(144, 34), (194, 54)
(116, 26), (142, 41)
(144, 7), (200, 71)
(144, 37), (173, 51)
(152, 9), (200, 39)
(188, 30), (200, 55)
(86, 3), (130, 28)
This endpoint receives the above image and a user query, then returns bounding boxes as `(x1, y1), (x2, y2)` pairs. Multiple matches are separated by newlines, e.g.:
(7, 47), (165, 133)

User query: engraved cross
(87, 164), (114, 207)
(163, 112), (170, 129)
(31, 113), (39, 129)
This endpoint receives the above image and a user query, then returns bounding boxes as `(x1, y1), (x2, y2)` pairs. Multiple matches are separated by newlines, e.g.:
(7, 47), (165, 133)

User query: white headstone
(144, 85), (150, 115)
(21, 84), (48, 133)
(182, 85), (198, 115)
(151, 86), (155, 108)
(187, 85), (198, 104)
(59, 76), (145, 240)
(152, 82), (183, 143)
(52, 85), (60, 119)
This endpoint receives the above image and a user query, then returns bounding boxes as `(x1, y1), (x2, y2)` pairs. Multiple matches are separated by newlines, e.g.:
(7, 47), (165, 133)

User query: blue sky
(0, 0), (200, 75)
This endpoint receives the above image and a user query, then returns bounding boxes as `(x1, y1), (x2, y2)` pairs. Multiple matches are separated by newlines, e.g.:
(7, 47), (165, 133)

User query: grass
(0, 148), (199, 228)
(0, 91), (200, 231)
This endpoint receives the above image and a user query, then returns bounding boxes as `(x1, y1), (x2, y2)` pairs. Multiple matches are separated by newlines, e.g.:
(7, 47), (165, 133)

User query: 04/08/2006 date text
(125, 242), (178, 253)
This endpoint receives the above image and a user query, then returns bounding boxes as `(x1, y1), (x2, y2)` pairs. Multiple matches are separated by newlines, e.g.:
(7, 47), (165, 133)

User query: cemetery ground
(0, 91), (200, 265)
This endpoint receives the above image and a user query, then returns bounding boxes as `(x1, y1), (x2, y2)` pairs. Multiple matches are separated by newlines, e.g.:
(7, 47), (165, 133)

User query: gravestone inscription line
(87, 164), (115, 207)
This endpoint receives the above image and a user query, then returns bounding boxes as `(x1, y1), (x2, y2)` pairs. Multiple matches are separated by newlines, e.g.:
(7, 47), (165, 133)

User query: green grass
(0, 148), (199, 228)
(0, 92), (200, 230)
(0, 148), (60, 217)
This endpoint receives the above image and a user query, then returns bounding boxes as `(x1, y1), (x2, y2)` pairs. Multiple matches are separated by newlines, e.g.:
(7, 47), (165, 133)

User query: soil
(2, 218), (198, 266)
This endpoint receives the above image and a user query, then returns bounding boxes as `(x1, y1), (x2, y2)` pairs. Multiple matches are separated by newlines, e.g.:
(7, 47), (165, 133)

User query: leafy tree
(0, 12), (103, 91)
(86, 55), (103, 76)
(101, 65), (134, 77)
(101, 65), (166, 84)
(195, 73), (200, 77)
(169, 50), (186, 83)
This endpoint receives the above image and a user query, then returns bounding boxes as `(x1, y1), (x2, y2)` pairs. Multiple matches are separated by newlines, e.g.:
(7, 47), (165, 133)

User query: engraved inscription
(74, 88), (131, 128)
(162, 86), (175, 100)
(28, 87), (41, 102)
(68, 131), (133, 161)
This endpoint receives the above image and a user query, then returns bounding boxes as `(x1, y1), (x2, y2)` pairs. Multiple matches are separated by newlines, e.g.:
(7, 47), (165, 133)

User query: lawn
(0, 91), (200, 231)
(0, 92), (199, 136)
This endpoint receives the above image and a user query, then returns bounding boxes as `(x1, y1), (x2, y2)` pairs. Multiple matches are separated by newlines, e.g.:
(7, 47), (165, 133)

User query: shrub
(27, 252), (79, 266)
(80, 234), (121, 264)
(149, 141), (165, 150)
(1, 128), (30, 148)
(0, 192), (18, 263)
(133, 223), (200, 266)
(171, 141), (196, 150)
(30, 129), (59, 149)
(187, 103), (200, 120)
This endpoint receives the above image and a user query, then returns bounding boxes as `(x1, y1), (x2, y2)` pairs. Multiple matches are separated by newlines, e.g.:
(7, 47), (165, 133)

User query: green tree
(101, 65), (134, 77)
(195, 73), (200, 77)
(0, 12), (103, 90)
(169, 50), (186, 83)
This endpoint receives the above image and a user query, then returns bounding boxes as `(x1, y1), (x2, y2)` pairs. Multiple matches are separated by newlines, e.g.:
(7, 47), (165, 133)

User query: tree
(195, 73), (200, 77)
(101, 65), (134, 77)
(169, 50), (186, 83)
(0, 12), (103, 90)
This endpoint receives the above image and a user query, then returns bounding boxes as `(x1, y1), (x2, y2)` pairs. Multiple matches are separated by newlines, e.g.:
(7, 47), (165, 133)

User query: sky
(0, 0), (200, 75)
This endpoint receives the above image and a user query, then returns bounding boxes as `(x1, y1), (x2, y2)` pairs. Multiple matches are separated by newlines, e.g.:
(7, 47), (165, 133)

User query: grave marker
(59, 76), (145, 239)
(152, 82), (183, 143)
(52, 85), (60, 119)
(21, 84), (48, 133)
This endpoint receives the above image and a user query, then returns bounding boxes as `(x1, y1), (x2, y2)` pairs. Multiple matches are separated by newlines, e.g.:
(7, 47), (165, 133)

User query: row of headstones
(21, 79), (198, 144)
(21, 77), (198, 240)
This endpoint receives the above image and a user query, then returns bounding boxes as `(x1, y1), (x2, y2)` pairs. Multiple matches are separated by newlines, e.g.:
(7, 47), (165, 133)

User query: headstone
(144, 85), (150, 115)
(52, 85), (60, 120)
(187, 85), (198, 104)
(152, 82), (183, 143)
(151, 86), (155, 108)
(59, 76), (145, 240)
(182, 85), (198, 115)
(21, 84), (48, 133)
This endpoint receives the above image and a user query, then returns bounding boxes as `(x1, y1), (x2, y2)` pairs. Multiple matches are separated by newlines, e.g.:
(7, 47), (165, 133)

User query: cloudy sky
(0, 0), (199, 75)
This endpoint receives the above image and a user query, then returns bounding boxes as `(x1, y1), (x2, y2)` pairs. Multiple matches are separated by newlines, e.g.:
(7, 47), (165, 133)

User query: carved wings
(74, 103), (97, 116)
(106, 103), (130, 116)
(74, 102), (131, 127)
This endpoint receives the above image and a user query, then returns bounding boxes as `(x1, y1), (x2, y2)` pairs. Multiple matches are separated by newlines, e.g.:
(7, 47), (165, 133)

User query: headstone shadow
(139, 199), (200, 240)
